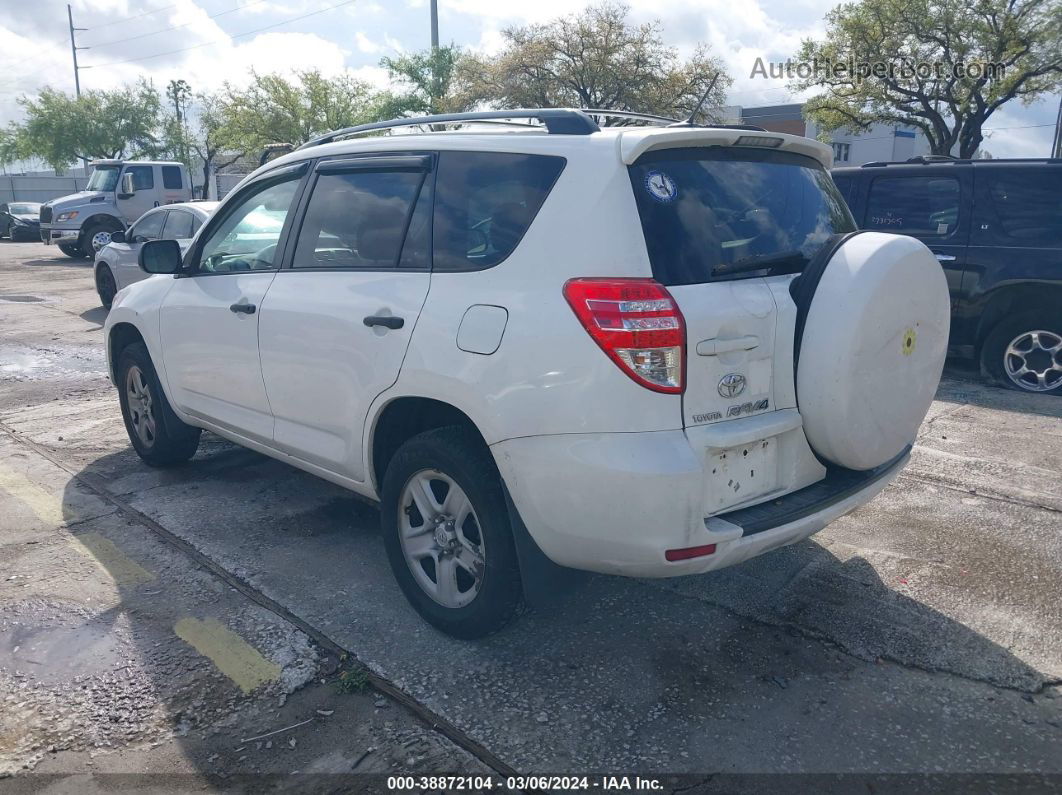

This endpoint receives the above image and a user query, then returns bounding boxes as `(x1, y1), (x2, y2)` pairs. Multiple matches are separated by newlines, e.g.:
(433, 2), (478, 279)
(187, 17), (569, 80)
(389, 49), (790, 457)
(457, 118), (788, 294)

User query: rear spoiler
(618, 128), (833, 169)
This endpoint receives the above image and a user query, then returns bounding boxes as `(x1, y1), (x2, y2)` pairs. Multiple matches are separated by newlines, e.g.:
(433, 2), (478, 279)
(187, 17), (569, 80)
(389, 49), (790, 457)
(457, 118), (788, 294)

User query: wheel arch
(368, 396), (487, 497)
(107, 322), (146, 384)
(975, 282), (1062, 353)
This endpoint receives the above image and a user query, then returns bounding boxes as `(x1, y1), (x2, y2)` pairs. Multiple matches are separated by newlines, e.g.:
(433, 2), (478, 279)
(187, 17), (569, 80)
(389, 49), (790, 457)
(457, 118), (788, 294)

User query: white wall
(0, 175), (89, 205)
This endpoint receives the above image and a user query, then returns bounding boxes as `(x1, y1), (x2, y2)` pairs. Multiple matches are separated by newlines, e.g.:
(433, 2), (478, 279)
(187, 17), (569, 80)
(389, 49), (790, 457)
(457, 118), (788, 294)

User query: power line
(83, 0), (358, 69)
(99, 2), (183, 27)
(84, 0), (270, 50)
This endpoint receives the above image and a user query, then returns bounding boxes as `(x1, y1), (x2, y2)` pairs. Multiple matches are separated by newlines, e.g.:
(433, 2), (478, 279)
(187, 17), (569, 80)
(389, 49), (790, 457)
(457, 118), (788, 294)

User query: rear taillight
(563, 278), (685, 394)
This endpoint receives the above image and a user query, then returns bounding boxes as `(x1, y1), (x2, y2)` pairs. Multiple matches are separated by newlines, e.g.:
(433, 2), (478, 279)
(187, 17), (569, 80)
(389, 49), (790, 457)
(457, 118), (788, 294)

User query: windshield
(628, 147), (855, 285)
(9, 203), (38, 214)
(86, 166), (121, 192)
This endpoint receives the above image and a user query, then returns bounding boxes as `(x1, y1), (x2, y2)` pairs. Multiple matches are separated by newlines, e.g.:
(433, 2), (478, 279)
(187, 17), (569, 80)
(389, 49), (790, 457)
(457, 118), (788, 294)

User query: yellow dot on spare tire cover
(902, 328), (917, 356)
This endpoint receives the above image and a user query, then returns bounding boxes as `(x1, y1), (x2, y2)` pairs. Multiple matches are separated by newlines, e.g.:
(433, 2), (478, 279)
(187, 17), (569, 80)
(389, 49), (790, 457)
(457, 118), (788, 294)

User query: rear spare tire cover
(796, 232), (949, 471)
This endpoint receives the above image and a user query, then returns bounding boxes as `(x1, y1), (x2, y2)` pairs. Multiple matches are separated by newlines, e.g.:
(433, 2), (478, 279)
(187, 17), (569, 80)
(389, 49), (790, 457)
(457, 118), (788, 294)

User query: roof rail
(581, 109), (681, 125)
(298, 109), (601, 149)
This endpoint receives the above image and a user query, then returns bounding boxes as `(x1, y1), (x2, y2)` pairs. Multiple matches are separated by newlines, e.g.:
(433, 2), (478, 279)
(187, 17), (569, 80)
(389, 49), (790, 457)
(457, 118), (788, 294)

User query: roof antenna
(681, 72), (720, 127)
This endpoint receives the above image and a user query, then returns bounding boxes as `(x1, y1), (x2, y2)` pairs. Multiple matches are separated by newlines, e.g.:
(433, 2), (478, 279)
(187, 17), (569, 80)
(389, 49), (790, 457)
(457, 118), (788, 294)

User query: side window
(125, 165), (155, 191)
(985, 172), (1062, 245)
(191, 215), (203, 235)
(162, 210), (194, 239)
(831, 175), (855, 207)
(864, 176), (960, 236)
(162, 166), (183, 190)
(433, 151), (566, 271)
(196, 176), (301, 273)
(292, 169), (425, 269)
(130, 211), (166, 242)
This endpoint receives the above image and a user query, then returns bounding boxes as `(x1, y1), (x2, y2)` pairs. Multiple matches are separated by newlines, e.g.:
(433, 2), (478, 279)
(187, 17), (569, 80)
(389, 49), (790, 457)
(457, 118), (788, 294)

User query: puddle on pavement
(0, 294), (49, 304)
(0, 343), (105, 381)
(0, 610), (129, 682)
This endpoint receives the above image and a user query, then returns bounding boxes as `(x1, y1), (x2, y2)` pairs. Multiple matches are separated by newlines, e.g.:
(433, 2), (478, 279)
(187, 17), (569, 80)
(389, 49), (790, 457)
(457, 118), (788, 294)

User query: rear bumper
(491, 424), (908, 578)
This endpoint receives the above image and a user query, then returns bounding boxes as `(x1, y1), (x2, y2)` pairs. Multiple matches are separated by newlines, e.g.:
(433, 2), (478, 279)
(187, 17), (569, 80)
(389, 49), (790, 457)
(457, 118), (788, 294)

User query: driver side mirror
(110, 229), (126, 244)
(119, 172), (136, 198)
(139, 239), (182, 274)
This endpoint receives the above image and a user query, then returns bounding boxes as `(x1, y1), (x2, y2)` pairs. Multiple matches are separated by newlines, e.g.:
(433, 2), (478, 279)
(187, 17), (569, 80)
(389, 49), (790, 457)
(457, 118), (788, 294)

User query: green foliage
(12, 81), (163, 169)
(214, 69), (382, 151)
(335, 667), (369, 694)
(456, 2), (731, 123)
(378, 46), (472, 117)
(793, 0), (1062, 157)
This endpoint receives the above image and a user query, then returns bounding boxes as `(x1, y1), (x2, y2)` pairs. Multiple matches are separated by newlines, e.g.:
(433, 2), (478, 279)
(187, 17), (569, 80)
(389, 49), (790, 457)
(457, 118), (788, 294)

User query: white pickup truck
(39, 160), (192, 258)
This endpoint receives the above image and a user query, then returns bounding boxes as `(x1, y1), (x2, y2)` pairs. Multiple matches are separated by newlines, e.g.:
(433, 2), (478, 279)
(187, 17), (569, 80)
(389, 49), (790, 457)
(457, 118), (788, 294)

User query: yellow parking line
(174, 617), (281, 694)
(0, 464), (64, 525)
(75, 532), (155, 586)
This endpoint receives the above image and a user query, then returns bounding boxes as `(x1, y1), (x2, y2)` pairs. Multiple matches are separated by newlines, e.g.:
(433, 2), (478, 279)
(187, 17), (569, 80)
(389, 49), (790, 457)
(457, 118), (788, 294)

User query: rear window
(433, 151), (566, 271)
(629, 148), (854, 285)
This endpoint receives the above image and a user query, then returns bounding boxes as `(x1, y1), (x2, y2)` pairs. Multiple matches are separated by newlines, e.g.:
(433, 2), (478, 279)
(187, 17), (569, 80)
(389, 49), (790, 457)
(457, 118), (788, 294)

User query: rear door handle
(363, 315), (404, 330)
(229, 302), (256, 314)
(934, 253), (957, 262)
(696, 335), (760, 356)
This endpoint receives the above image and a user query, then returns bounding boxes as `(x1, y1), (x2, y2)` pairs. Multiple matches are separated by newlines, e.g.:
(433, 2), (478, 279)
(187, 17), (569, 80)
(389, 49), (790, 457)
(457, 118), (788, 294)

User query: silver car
(94, 202), (218, 309)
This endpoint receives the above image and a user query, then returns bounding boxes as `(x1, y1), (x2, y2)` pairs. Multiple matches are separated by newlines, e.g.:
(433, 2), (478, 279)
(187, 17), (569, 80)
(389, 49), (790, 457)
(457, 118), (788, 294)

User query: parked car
(833, 157), (1062, 395)
(0, 202), (42, 241)
(94, 202), (217, 309)
(39, 160), (193, 259)
(104, 109), (949, 638)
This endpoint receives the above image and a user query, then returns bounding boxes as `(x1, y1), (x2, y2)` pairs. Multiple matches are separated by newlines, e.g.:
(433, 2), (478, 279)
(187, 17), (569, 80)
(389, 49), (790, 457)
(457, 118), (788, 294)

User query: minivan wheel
(981, 312), (1062, 395)
(96, 264), (117, 309)
(117, 342), (201, 466)
(381, 426), (522, 639)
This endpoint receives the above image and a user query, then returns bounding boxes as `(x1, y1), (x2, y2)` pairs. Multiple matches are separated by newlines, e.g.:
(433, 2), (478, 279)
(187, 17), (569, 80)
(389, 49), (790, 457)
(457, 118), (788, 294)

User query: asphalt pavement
(1, 240), (1060, 786)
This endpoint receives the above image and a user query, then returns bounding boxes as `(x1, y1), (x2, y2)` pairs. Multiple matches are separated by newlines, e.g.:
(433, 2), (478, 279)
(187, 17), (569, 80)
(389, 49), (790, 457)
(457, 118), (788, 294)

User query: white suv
(104, 109), (949, 638)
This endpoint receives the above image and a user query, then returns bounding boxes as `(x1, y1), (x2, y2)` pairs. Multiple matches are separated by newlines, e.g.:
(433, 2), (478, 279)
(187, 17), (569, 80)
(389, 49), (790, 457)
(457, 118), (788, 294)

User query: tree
(215, 69), (382, 151)
(10, 81), (163, 169)
(455, 3), (731, 123)
(186, 93), (247, 199)
(378, 45), (471, 117)
(165, 79), (193, 165)
(791, 0), (1062, 158)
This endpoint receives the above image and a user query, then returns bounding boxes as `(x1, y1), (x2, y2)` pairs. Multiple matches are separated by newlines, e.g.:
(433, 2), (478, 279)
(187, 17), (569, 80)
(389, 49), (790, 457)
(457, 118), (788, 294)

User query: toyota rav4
(104, 109), (950, 638)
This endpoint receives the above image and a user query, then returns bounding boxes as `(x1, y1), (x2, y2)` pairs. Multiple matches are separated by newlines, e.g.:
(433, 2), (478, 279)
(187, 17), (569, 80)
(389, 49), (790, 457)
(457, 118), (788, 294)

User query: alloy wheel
(125, 365), (157, 446)
(398, 469), (486, 608)
(1004, 330), (1062, 392)
(91, 230), (113, 252)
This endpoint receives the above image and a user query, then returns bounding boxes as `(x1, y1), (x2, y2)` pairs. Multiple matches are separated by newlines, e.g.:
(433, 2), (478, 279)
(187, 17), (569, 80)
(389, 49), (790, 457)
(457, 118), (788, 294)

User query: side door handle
(696, 335), (760, 356)
(229, 302), (256, 314)
(934, 253), (957, 262)
(363, 315), (404, 330)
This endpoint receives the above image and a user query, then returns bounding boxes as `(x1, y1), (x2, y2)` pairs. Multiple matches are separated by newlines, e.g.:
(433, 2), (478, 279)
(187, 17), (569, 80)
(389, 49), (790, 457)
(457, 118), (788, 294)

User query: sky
(0, 0), (1057, 158)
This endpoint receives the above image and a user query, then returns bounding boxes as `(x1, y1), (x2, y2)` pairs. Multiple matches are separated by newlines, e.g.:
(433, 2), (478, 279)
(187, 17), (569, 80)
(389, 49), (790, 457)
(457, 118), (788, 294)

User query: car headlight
(56, 211), (79, 222)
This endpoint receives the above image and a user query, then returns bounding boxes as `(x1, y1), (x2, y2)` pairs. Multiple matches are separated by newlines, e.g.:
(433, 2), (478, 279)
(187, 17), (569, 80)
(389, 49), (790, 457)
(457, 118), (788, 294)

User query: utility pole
(1053, 95), (1062, 159)
(68, 4), (89, 174)
(430, 0), (439, 50)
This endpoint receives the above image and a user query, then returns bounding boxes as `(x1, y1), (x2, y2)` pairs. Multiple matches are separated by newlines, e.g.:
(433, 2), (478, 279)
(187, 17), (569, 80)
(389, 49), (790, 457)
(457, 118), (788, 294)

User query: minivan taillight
(563, 278), (685, 394)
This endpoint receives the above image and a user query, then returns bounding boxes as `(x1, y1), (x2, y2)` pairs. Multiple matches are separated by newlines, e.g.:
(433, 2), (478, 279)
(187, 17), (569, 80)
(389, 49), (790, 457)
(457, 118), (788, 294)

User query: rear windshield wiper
(711, 250), (808, 278)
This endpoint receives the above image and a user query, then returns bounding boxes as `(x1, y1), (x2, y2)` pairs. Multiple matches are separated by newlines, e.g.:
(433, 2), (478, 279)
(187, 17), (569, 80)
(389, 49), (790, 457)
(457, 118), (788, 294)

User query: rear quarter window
(432, 151), (566, 271)
(983, 171), (1062, 246)
(865, 176), (960, 237)
(629, 148), (855, 285)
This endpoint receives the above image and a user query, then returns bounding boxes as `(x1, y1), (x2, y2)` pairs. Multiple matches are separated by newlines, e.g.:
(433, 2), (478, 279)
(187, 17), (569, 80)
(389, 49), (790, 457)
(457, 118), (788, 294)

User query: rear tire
(96, 264), (117, 309)
(381, 426), (522, 639)
(59, 243), (85, 259)
(981, 311), (1062, 395)
(117, 342), (201, 466)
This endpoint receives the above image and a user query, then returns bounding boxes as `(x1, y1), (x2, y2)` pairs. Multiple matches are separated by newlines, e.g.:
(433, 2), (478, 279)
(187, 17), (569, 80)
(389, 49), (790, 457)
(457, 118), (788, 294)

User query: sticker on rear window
(645, 171), (677, 203)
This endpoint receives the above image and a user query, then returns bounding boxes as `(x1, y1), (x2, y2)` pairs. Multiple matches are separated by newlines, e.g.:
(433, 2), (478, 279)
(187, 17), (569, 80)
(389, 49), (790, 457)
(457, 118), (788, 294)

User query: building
(738, 103), (933, 166)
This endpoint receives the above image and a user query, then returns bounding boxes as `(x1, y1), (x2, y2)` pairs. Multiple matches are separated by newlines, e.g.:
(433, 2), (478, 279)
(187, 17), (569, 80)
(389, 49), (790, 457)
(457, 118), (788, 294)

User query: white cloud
(355, 30), (384, 53)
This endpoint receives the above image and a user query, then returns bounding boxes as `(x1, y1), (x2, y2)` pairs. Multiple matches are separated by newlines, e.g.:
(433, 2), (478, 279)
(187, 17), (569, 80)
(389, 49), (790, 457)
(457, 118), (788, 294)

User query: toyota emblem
(718, 373), (746, 399)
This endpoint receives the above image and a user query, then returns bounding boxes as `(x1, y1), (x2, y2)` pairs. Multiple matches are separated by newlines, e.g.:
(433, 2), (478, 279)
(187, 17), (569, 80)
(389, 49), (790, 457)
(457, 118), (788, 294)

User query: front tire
(381, 426), (522, 639)
(95, 264), (117, 309)
(117, 342), (201, 466)
(981, 312), (1062, 395)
